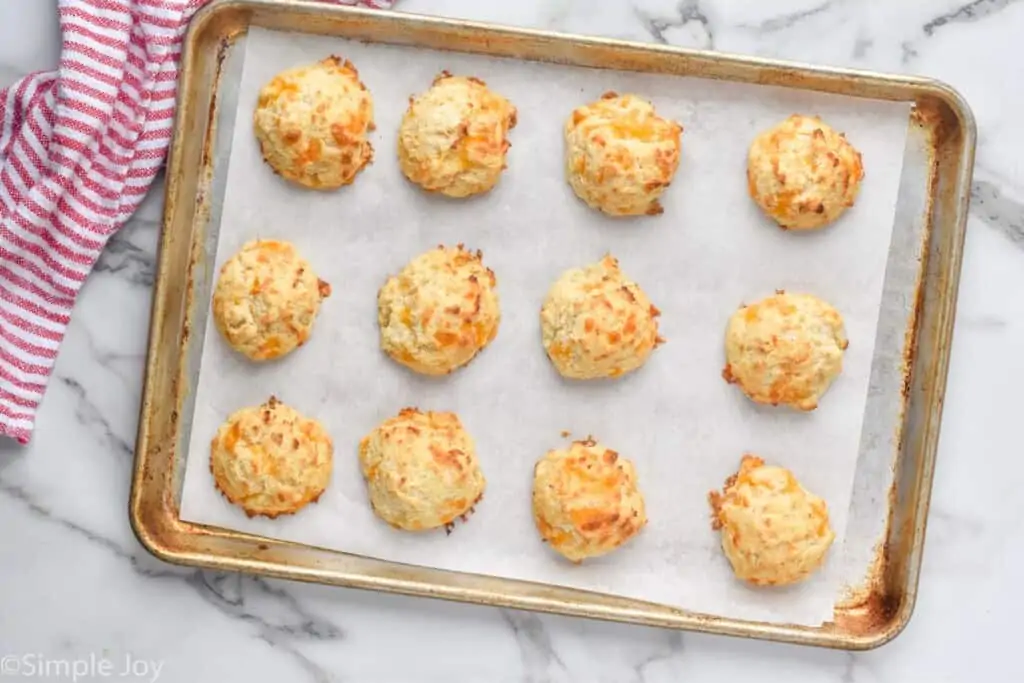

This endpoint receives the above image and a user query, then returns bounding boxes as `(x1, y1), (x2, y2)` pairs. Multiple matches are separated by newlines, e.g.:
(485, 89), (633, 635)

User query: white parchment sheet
(179, 26), (912, 626)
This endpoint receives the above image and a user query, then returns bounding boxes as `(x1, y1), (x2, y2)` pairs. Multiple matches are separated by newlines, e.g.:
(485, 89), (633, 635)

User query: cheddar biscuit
(210, 396), (333, 519)
(253, 56), (375, 189)
(709, 454), (835, 586)
(212, 239), (331, 362)
(540, 254), (662, 380)
(723, 291), (847, 411)
(377, 245), (500, 376)
(747, 114), (864, 230)
(532, 437), (647, 562)
(358, 407), (486, 531)
(398, 72), (517, 198)
(564, 92), (683, 216)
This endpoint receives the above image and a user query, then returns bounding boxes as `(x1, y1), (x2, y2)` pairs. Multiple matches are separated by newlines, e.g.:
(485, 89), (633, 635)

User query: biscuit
(377, 245), (500, 376)
(253, 56), (375, 190)
(358, 407), (486, 531)
(540, 254), (662, 380)
(398, 71), (517, 198)
(709, 454), (835, 586)
(747, 114), (864, 230)
(564, 92), (682, 216)
(212, 239), (331, 362)
(532, 437), (647, 562)
(210, 396), (333, 519)
(722, 291), (847, 411)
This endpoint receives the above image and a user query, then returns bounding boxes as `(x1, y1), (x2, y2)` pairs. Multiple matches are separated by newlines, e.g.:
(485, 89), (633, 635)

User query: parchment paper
(179, 26), (912, 626)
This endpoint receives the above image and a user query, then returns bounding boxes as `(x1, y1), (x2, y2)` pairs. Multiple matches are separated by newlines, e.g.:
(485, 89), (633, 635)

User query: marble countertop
(1, 0), (1021, 681)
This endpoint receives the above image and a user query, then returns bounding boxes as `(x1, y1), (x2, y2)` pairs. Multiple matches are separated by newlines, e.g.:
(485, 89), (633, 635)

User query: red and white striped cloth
(0, 0), (394, 444)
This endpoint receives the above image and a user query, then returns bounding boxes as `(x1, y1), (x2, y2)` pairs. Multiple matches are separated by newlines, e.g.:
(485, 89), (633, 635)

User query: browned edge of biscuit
(707, 453), (755, 532)
(443, 490), (485, 536)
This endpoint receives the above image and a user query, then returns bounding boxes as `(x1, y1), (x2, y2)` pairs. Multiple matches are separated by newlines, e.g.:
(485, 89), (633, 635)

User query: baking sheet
(179, 26), (912, 626)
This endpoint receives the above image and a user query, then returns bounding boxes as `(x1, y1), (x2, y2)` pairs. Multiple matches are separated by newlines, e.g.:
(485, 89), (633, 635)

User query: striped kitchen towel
(0, 0), (394, 444)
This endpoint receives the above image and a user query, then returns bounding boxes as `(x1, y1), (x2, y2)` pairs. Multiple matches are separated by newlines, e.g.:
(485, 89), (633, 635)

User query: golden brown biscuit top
(398, 72), (517, 197)
(567, 93), (679, 145)
(358, 407), (485, 531)
(254, 56), (375, 189)
(210, 396), (334, 517)
(723, 291), (846, 411)
(361, 407), (474, 475)
(532, 437), (647, 562)
(212, 239), (330, 361)
(747, 114), (864, 230)
(377, 244), (500, 375)
(564, 92), (683, 216)
(709, 454), (835, 585)
(541, 254), (662, 379)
